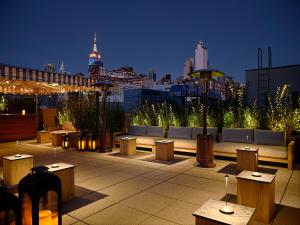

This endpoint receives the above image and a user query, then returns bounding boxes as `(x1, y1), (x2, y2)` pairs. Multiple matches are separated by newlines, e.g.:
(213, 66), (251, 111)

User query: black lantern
(0, 186), (22, 225)
(87, 133), (98, 151)
(62, 133), (70, 149)
(77, 133), (86, 150)
(18, 166), (62, 225)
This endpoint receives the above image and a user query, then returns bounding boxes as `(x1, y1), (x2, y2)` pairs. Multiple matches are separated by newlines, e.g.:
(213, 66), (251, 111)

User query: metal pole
(203, 79), (208, 135)
(35, 94), (38, 131)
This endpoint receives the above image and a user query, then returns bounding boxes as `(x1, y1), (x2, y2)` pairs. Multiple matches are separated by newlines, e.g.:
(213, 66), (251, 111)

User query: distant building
(43, 64), (56, 73)
(245, 64), (300, 107)
(88, 33), (103, 80)
(148, 69), (157, 82)
(194, 41), (208, 70)
(183, 58), (194, 79)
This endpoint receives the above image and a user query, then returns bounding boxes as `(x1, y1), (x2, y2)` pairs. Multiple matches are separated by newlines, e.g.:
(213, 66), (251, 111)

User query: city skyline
(0, 0), (300, 82)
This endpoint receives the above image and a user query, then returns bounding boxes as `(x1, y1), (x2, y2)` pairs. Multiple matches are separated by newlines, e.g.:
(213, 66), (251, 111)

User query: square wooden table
(120, 137), (136, 156)
(237, 170), (276, 223)
(3, 154), (33, 185)
(193, 199), (255, 225)
(236, 147), (258, 172)
(155, 140), (174, 161)
(51, 130), (78, 147)
(46, 162), (75, 202)
(37, 131), (51, 143)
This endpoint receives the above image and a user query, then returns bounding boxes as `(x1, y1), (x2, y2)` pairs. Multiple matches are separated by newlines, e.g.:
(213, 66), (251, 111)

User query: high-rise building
(148, 69), (157, 82)
(88, 32), (103, 80)
(183, 57), (194, 78)
(194, 41), (208, 70)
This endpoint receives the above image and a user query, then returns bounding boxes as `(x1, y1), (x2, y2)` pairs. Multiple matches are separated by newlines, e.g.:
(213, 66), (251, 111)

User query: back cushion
(254, 129), (286, 146)
(222, 128), (254, 143)
(147, 126), (164, 137)
(168, 127), (192, 139)
(192, 127), (218, 139)
(128, 125), (147, 136)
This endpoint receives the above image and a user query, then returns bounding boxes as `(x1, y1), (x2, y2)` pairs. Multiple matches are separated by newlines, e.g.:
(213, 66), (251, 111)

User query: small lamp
(87, 134), (97, 151)
(22, 109), (26, 115)
(77, 134), (86, 151)
(219, 174), (234, 214)
(62, 133), (70, 149)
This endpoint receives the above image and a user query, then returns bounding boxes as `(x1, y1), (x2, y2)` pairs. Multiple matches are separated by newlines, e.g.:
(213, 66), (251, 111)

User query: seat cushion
(147, 126), (164, 137)
(115, 135), (161, 146)
(222, 128), (254, 143)
(128, 125), (147, 136)
(192, 127), (218, 140)
(168, 138), (197, 150)
(254, 129), (286, 146)
(214, 142), (287, 159)
(168, 127), (192, 139)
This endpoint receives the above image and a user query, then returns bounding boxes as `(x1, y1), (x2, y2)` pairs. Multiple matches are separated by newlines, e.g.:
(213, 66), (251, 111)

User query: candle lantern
(0, 187), (22, 225)
(87, 134), (97, 151)
(18, 166), (62, 225)
(62, 133), (70, 149)
(77, 133), (86, 151)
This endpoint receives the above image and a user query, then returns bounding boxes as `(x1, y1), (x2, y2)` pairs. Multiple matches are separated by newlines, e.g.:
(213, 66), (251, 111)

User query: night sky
(0, 0), (299, 82)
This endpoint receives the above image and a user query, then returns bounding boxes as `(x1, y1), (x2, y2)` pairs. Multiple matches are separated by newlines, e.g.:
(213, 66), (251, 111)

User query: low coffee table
(155, 140), (174, 161)
(236, 147), (258, 172)
(193, 199), (255, 225)
(237, 170), (276, 223)
(120, 137), (136, 156)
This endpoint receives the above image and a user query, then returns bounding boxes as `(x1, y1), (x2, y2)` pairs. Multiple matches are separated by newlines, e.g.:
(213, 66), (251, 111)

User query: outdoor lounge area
(0, 139), (299, 225)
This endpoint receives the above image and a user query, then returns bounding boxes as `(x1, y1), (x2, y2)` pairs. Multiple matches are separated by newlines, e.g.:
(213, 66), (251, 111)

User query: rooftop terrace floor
(0, 140), (299, 225)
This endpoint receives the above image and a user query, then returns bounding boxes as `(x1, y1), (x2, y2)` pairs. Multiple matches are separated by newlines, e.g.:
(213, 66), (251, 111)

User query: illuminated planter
(77, 134), (86, 151)
(62, 133), (70, 149)
(87, 134), (97, 151)
(0, 187), (22, 225)
(18, 166), (62, 225)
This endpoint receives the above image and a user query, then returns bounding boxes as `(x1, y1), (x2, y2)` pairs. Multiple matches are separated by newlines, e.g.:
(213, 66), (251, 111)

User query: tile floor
(0, 140), (299, 225)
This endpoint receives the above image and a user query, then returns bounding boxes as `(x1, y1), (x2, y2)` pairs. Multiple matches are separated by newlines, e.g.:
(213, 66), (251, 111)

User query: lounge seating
(114, 125), (164, 151)
(167, 126), (218, 153)
(113, 126), (294, 169)
(214, 128), (294, 169)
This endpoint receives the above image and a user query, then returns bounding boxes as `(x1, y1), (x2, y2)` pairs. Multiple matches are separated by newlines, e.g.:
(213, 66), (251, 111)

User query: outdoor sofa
(113, 126), (294, 169)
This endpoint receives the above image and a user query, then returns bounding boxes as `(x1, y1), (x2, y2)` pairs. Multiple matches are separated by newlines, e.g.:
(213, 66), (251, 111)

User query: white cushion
(147, 126), (164, 137)
(168, 138), (197, 150)
(115, 135), (161, 146)
(214, 142), (287, 159)
(222, 128), (254, 143)
(254, 129), (286, 146)
(168, 127), (192, 139)
(128, 125), (147, 136)
(192, 127), (218, 140)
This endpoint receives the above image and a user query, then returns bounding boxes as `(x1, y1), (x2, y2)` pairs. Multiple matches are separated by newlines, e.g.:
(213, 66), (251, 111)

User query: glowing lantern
(77, 134), (86, 150)
(18, 166), (62, 225)
(62, 133), (70, 149)
(87, 134), (98, 151)
(22, 110), (26, 115)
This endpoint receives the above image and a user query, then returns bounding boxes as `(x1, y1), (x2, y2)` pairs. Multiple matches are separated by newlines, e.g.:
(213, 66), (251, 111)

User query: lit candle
(39, 210), (52, 225)
(51, 212), (58, 225)
(22, 109), (26, 115)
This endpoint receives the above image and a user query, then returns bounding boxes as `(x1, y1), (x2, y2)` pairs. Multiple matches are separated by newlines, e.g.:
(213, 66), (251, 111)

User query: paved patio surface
(0, 140), (299, 225)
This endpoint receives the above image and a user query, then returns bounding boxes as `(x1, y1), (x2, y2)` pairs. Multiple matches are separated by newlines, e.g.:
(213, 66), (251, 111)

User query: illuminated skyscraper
(194, 41), (208, 70)
(88, 32), (103, 80)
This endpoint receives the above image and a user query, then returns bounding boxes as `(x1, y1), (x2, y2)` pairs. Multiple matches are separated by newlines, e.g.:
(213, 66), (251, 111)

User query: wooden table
(237, 170), (276, 223)
(37, 131), (51, 144)
(236, 147), (258, 172)
(51, 130), (78, 147)
(120, 137), (136, 156)
(193, 199), (255, 225)
(46, 162), (75, 202)
(155, 140), (174, 161)
(3, 154), (33, 185)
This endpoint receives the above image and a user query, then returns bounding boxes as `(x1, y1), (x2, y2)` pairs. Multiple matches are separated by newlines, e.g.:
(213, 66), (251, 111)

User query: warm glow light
(39, 210), (52, 225)
(22, 110), (26, 115)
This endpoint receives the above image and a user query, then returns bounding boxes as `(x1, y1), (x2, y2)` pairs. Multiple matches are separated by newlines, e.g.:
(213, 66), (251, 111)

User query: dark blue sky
(0, 0), (299, 82)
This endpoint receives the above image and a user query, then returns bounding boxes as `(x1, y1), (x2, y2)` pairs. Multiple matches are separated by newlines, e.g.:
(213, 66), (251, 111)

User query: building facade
(194, 41), (208, 70)
(245, 64), (300, 107)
